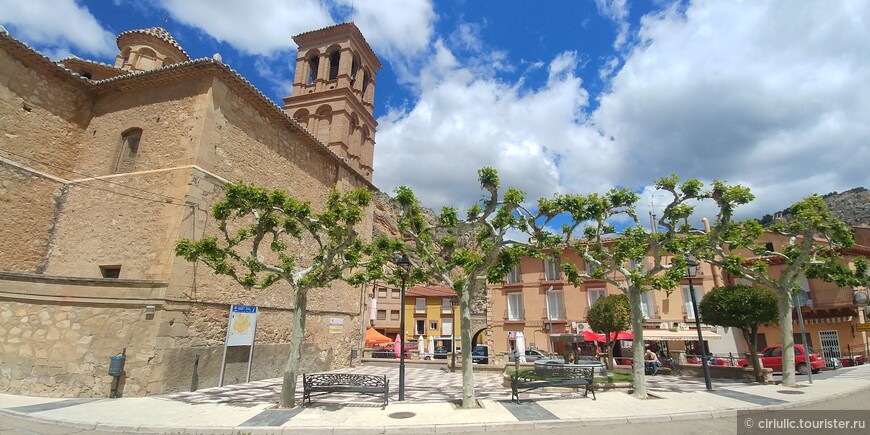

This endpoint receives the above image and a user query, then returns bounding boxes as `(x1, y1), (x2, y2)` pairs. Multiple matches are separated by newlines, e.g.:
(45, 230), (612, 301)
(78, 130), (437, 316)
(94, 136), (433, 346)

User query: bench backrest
(304, 373), (387, 388)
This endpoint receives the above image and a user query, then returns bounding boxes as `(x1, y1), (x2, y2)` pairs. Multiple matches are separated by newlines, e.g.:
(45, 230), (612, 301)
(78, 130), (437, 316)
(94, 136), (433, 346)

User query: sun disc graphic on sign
(226, 305), (258, 347)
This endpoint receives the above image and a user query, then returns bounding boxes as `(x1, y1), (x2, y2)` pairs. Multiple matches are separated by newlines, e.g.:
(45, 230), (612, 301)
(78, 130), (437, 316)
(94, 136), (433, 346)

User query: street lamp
(686, 256), (712, 391)
(450, 296), (458, 373)
(396, 255), (412, 401)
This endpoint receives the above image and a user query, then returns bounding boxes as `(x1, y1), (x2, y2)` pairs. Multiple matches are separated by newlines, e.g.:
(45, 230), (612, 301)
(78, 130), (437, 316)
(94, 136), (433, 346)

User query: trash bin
(108, 355), (126, 376)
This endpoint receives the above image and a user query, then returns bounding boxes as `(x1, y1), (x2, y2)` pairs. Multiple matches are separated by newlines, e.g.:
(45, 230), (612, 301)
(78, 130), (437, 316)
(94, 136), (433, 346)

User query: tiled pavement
(164, 364), (759, 407)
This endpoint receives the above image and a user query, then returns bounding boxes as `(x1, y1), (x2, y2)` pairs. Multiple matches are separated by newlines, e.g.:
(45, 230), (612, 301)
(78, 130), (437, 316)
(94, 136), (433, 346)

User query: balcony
(503, 308), (526, 323)
(542, 307), (568, 323)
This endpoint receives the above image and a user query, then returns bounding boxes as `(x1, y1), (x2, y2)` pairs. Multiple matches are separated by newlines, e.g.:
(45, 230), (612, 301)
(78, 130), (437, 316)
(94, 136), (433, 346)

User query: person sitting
(644, 348), (660, 375)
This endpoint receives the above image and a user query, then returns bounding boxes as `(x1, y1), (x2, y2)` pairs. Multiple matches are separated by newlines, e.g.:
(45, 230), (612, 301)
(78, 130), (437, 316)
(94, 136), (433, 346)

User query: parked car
(471, 345), (489, 364)
(433, 346), (448, 359)
(508, 349), (549, 362)
(737, 344), (824, 374)
(372, 342), (417, 359)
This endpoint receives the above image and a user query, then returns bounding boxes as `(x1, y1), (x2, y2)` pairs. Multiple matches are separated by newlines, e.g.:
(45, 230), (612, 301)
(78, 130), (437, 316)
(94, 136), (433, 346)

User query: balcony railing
(542, 307), (567, 322)
(503, 308), (526, 322)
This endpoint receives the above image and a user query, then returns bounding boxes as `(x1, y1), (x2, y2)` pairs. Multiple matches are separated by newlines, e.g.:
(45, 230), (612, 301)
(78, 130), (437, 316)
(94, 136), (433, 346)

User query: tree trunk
(279, 286), (308, 408)
(777, 290), (797, 387)
(604, 335), (614, 369)
(628, 288), (647, 399)
(743, 328), (763, 383)
(459, 289), (478, 408)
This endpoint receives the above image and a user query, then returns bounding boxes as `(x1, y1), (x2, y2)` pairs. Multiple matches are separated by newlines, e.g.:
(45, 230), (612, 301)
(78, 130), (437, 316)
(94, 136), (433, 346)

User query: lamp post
(686, 257), (712, 390)
(396, 255), (411, 401)
(450, 296), (458, 373)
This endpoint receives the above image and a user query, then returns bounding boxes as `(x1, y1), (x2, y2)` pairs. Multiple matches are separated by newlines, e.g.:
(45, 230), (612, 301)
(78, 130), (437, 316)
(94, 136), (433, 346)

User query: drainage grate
(776, 390), (805, 395)
(388, 412), (416, 419)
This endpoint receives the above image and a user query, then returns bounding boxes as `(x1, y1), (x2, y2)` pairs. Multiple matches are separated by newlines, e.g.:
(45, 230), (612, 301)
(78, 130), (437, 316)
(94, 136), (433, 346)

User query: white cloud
(374, 39), (613, 211)
(595, 0), (631, 49)
(592, 0), (870, 219)
(339, 0), (435, 60)
(0, 0), (116, 58)
(158, 0), (333, 56)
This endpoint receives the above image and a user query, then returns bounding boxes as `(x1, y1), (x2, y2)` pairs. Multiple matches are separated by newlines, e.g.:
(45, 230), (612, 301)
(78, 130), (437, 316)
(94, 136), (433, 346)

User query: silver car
(508, 349), (550, 362)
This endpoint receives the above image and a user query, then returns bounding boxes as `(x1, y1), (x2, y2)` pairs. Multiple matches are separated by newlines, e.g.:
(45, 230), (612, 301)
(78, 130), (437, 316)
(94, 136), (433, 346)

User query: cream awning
(642, 329), (721, 341)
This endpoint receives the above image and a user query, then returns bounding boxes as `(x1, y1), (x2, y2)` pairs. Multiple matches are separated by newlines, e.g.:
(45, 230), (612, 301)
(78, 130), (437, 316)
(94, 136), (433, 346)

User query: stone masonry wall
(0, 298), (160, 397)
(0, 163), (63, 273)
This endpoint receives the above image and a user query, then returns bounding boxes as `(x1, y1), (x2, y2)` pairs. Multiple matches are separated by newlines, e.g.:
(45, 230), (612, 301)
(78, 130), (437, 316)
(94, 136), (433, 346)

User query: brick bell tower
(283, 23), (382, 182)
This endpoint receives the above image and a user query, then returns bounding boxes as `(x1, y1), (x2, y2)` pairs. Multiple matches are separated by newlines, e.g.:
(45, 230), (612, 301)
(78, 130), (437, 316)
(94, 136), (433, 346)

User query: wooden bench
(302, 373), (389, 408)
(510, 362), (596, 403)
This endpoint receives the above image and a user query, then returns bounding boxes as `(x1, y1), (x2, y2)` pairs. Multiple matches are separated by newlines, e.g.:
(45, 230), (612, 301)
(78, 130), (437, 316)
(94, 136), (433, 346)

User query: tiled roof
(407, 286), (457, 298)
(117, 27), (190, 60)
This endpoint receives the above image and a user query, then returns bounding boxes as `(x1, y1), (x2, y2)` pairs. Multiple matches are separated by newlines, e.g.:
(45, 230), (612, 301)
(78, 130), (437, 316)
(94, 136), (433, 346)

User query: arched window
(308, 55), (319, 84)
(115, 128), (142, 173)
(350, 56), (360, 85)
(349, 113), (359, 136)
(328, 50), (340, 80)
(362, 70), (371, 97)
(136, 48), (158, 70)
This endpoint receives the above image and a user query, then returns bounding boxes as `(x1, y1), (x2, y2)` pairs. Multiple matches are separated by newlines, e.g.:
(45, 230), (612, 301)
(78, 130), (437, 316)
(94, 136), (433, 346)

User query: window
(390, 310), (399, 321)
(546, 289), (565, 320)
(429, 321), (438, 331)
(415, 297), (426, 313)
(506, 265), (521, 284)
(307, 55), (319, 84)
(587, 288), (606, 307)
(350, 56), (359, 84)
(378, 288), (387, 298)
(415, 319), (425, 335)
(442, 318), (453, 336)
(585, 261), (595, 276)
(442, 298), (453, 313)
(376, 310), (386, 320)
(507, 292), (524, 321)
(682, 285), (703, 319)
(100, 265), (121, 278)
(115, 128), (142, 173)
(391, 289), (399, 299)
(544, 258), (561, 281)
(362, 70), (370, 96)
(641, 291), (656, 318)
(328, 51), (340, 80)
(796, 275), (813, 308)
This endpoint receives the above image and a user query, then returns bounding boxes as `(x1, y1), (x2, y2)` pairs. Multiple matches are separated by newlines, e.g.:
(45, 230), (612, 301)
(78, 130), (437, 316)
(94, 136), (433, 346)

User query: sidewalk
(2, 364), (868, 434)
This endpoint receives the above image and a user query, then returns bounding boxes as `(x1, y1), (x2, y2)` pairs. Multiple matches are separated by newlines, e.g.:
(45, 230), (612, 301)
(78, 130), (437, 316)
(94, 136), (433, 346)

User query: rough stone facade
(0, 24), (380, 398)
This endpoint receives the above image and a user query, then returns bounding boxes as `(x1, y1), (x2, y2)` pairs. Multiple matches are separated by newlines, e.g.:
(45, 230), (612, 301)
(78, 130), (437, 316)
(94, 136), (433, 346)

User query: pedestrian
(644, 346), (659, 375)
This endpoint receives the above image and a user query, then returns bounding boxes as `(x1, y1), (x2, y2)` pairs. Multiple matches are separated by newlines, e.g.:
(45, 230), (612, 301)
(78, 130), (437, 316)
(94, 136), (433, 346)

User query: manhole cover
(777, 390), (805, 395)
(388, 412), (416, 419)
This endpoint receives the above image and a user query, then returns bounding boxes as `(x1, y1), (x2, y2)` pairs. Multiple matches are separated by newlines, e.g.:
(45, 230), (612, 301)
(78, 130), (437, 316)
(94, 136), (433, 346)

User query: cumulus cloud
(158, 0), (332, 55)
(595, 0), (631, 49)
(0, 0), (116, 58)
(592, 0), (870, 218)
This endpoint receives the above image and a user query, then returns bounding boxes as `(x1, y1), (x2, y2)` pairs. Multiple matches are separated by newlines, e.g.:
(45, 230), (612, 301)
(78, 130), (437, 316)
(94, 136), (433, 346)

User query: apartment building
(369, 285), (462, 353)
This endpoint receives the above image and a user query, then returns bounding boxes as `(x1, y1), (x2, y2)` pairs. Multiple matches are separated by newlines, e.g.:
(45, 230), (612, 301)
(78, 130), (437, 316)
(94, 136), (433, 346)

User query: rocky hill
(759, 187), (869, 226)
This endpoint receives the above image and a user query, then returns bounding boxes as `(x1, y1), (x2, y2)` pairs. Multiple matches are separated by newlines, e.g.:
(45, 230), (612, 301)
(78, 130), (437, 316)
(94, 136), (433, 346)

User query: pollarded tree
(702, 194), (870, 387)
(587, 294), (631, 368)
(175, 182), (376, 408)
(392, 167), (557, 409)
(555, 175), (754, 399)
(698, 285), (778, 383)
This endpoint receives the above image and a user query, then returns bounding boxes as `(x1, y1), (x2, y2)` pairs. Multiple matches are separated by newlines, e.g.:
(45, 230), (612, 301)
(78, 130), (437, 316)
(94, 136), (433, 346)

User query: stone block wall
(0, 163), (63, 273)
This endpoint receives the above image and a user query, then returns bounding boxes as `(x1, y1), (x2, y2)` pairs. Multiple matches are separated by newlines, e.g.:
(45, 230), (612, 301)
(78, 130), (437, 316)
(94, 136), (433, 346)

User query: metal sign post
(218, 305), (258, 387)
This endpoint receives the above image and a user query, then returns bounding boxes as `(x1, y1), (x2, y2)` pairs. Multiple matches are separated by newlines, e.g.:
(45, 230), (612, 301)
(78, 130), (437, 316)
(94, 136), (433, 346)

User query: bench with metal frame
(302, 373), (389, 408)
(509, 359), (596, 403)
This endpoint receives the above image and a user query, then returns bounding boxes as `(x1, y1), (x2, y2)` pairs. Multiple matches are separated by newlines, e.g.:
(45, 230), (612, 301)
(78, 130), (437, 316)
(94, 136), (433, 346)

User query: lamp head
(396, 255), (411, 272)
(686, 256), (699, 277)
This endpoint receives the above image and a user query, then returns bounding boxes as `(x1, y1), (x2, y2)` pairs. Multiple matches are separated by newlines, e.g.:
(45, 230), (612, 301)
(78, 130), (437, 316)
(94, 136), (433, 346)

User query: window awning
(549, 333), (585, 343)
(642, 329), (721, 341)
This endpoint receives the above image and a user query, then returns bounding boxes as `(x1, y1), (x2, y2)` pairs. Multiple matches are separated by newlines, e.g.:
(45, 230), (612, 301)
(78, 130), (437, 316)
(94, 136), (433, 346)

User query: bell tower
(283, 23), (382, 182)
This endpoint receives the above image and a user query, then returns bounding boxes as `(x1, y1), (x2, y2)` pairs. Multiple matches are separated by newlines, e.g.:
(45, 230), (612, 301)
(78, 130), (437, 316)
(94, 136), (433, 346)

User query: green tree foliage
(550, 175), (754, 399)
(175, 182), (376, 408)
(702, 194), (870, 387)
(699, 285), (778, 382)
(389, 167), (552, 409)
(587, 294), (631, 368)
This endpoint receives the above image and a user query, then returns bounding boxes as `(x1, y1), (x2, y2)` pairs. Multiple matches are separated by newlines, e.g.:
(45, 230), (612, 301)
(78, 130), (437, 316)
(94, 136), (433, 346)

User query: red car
(738, 345), (825, 374)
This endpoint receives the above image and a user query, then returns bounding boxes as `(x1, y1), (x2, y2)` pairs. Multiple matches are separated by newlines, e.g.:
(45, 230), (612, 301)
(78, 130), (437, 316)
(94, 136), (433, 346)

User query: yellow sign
(856, 323), (870, 332)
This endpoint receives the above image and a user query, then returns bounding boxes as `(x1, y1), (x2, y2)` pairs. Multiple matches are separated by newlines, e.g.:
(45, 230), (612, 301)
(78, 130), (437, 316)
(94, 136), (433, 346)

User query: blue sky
(2, 0), (868, 224)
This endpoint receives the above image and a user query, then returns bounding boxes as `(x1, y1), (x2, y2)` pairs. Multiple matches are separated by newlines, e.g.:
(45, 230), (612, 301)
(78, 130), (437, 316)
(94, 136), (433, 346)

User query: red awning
(584, 330), (633, 342)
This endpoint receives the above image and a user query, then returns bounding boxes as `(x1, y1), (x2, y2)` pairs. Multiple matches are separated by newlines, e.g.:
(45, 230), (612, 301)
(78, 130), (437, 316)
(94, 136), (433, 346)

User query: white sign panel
(329, 317), (344, 334)
(226, 305), (257, 347)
